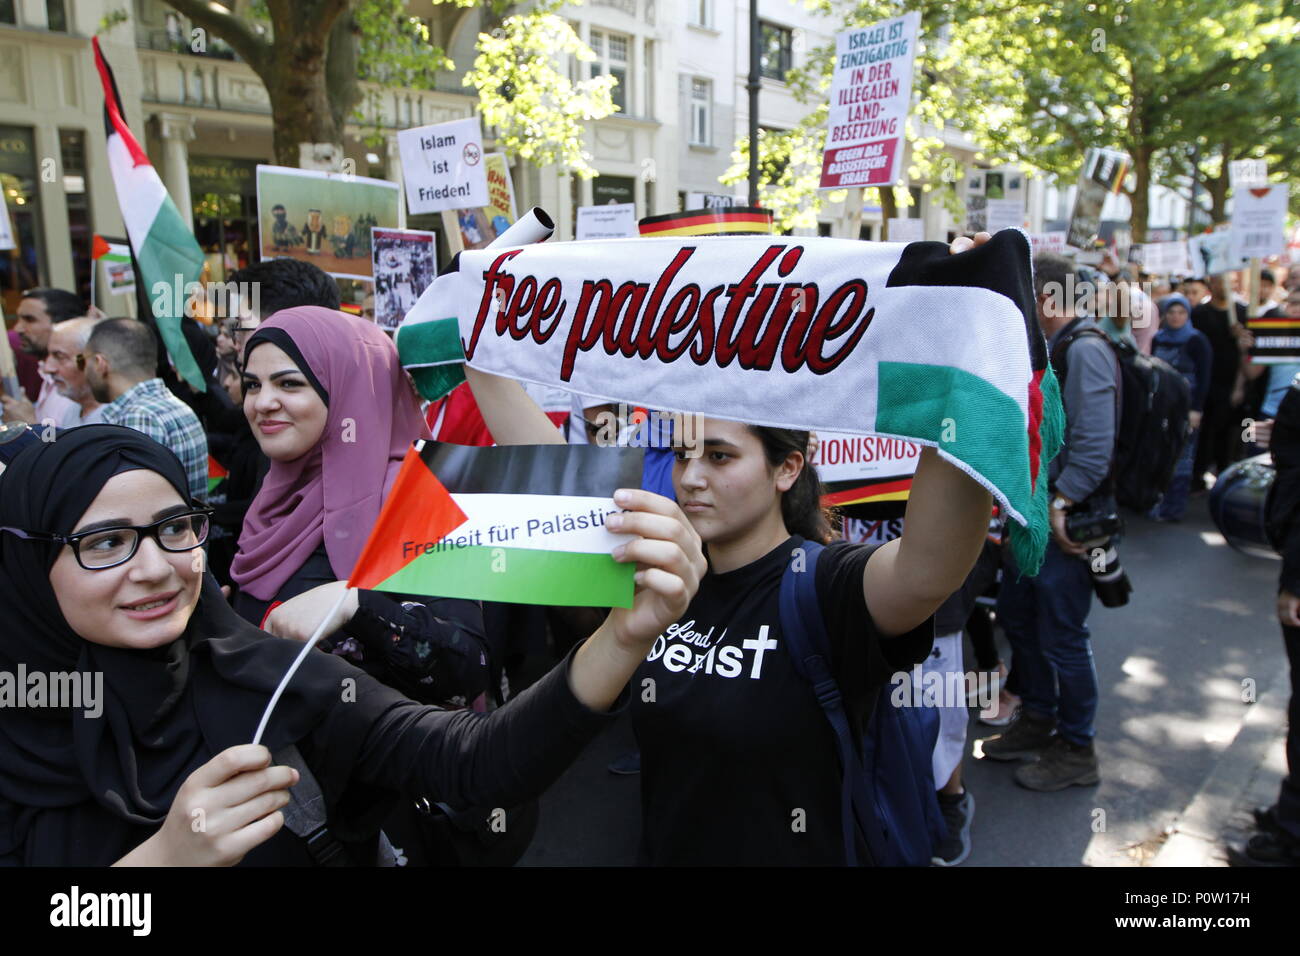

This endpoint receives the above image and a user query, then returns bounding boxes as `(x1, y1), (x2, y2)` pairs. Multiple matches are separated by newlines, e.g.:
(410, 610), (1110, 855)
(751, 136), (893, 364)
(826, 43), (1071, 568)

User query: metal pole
(1187, 144), (1200, 235)
(747, 2), (760, 208)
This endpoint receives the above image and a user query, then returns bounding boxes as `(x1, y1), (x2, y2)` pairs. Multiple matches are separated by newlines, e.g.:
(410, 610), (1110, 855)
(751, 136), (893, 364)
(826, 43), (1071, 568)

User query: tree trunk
(1129, 144), (1152, 243)
(264, 1), (352, 166)
(1207, 143), (1232, 224)
(878, 186), (897, 239)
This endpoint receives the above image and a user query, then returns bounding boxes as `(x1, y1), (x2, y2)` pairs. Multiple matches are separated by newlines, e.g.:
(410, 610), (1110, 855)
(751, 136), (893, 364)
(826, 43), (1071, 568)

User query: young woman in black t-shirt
(464, 377), (994, 863)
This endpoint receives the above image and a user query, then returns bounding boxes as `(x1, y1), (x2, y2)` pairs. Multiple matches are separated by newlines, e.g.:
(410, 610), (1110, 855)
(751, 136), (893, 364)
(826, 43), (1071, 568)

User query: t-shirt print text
(644, 618), (778, 680)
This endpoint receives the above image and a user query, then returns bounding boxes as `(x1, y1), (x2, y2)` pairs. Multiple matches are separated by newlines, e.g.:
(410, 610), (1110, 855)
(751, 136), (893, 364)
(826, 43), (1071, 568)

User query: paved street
(519, 501), (1291, 866)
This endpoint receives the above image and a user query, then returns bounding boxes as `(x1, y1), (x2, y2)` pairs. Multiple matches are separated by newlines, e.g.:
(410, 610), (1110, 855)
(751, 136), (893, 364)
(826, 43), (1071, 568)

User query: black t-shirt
(630, 535), (934, 865)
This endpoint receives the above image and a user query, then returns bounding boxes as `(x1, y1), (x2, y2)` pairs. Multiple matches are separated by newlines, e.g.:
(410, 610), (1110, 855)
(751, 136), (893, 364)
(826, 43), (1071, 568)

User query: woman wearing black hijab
(0, 425), (704, 865)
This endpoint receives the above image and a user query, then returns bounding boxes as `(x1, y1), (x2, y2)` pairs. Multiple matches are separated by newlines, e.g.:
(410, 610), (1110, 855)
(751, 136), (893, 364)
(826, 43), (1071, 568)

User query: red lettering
(562, 279), (613, 381)
(532, 278), (563, 343)
(779, 285), (819, 371)
(802, 280), (874, 374)
(507, 276), (538, 340)
(464, 249), (523, 360)
(605, 281), (649, 356)
(689, 287), (722, 363)
(652, 284), (702, 360)
(636, 248), (696, 356)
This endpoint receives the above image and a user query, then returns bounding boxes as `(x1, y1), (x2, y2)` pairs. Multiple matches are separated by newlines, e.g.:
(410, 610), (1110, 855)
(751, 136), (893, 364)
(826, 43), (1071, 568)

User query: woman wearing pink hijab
(230, 307), (488, 706)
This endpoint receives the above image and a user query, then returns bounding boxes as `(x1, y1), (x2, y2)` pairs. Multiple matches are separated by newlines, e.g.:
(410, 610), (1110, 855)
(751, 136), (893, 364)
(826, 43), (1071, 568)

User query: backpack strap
(778, 539), (869, 867)
(273, 744), (350, 866)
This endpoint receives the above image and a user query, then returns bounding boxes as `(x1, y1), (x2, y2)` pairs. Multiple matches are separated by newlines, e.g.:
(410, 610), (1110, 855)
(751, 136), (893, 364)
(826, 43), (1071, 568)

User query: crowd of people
(1, 231), (1297, 868)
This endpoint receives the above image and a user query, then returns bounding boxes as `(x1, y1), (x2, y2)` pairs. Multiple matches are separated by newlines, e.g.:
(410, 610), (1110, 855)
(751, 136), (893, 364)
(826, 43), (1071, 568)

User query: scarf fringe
(1008, 365), (1065, 577)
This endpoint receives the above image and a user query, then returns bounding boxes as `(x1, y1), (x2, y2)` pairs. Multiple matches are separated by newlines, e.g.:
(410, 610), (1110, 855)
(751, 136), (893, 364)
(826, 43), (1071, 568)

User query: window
(590, 28), (630, 113)
(1, 1), (16, 26)
(689, 78), (712, 146)
(45, 0), (67, 31)
(759, 22), (793, 82)
(688, 0), (711, 28)
(0, 126), (47, 316)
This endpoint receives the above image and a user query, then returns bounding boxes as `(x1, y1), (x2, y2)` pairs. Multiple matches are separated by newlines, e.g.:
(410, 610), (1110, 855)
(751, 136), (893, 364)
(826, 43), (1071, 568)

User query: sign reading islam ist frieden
(398, 117), (490, 215)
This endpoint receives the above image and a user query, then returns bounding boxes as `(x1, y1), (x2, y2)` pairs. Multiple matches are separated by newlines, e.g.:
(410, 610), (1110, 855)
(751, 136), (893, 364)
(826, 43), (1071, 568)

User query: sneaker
(978, 689), (1021, 728)
(607, 750), (641, 775)
(980, 711), (1055, 761)
(931, 789), (975, 867)
(1014, 736), (1100, 791)
(1227, 829), (1300, 867)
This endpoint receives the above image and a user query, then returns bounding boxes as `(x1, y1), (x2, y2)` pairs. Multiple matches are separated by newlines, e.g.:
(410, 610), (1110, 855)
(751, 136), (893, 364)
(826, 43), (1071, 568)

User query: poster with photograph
(256, 165), (401, 280)
(1188, 231), (1247, 277)
(441, 153), (518, 253)
(102, 241), (136, 295)
(371, 228), (438, 331)
(1067, 147), (1130, 251)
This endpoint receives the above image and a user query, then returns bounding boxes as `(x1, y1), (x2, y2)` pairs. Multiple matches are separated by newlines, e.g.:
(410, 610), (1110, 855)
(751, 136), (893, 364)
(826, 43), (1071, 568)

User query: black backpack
(1052, 323), (1191, 512)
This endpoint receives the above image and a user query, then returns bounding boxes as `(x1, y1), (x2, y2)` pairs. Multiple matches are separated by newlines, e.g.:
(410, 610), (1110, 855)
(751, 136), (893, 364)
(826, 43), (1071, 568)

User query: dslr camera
(1063, 495), (1133, 608)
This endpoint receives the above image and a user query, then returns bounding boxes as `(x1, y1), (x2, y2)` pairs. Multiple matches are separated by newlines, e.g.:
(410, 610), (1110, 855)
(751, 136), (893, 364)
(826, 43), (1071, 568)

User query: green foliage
(463, 5), (618, 177)
(97, 7), (130, 35)
(723, 0), (1300, 232)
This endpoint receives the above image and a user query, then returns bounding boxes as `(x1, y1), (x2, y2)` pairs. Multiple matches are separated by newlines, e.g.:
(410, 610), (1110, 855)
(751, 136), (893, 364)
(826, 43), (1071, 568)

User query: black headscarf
(0, 425), (378, 865)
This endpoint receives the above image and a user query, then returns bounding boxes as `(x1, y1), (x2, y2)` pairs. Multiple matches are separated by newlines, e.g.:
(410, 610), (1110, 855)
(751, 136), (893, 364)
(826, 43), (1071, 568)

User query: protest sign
(686, 192), (741, 209)
(1229, 159), (1268, 190)
(398, 116), (489, 215)
(1188, 230), (1246, 277)
(887, 218), (924, 242)
(811, 430), (922, 517)
(102, 242), (136, 295)
(1230, 184), (1288, 262)
(371, 228), (437, 331)
(1030, 232), (1067, 256)
(985, 198), (1025, 233)
(256, 165), (400, 280)
(407, 230), (1063, 574)
(576, 203), (638, 240)
(819, 11), (921, 190)
(1067, 148), (1130, 251)
(442, 152), (517, 253)
(0, 200), (13, 251)
(1246, 310), (1300, 365)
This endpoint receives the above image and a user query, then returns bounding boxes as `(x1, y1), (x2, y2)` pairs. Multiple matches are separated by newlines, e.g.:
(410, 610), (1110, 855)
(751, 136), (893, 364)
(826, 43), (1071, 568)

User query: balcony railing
(137, 49), (473, 128)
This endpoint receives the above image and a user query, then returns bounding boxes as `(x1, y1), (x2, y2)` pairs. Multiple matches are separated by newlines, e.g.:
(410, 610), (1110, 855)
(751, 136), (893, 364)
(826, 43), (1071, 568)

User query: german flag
(349, 442), (644, 608)
(638, 207), (774, 237)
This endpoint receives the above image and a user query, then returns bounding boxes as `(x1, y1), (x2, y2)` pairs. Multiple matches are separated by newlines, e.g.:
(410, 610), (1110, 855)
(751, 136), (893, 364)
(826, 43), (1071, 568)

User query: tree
(146, 0), (615, 171)
(956, 0), (1299, 239)
(720, 0), (1017, 234)
(463, 4), (617, 178)
(721, 0), (1299, 240)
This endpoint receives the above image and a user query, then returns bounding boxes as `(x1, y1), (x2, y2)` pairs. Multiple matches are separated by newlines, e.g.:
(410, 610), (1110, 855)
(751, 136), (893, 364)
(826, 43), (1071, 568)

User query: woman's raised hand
(120, 744), (299, 866)
(262, 580), (359, 643)
(605, 488), (708, 654)
(566, 489), (707, 711)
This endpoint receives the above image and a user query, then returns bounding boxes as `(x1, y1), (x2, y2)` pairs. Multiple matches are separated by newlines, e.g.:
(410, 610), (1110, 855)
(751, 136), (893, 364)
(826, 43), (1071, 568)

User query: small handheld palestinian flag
(92, 38), (206, 391)
(349, 442), (644, 608)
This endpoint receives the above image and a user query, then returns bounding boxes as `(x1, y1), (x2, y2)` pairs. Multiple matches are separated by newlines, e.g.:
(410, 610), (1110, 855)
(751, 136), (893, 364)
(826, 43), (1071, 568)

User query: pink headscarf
(230, 307), (431, 601)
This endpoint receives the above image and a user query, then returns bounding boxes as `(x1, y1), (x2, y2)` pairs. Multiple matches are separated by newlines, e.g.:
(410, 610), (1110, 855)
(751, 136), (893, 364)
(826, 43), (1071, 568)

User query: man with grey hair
(40, 317), (105, 426)
(981, 251), (1118, 791)
(85, 318), (208, 502)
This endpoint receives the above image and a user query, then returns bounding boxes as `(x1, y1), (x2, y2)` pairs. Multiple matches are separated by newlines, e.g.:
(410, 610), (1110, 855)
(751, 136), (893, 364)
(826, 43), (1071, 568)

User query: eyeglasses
(1, 510), (212, 570)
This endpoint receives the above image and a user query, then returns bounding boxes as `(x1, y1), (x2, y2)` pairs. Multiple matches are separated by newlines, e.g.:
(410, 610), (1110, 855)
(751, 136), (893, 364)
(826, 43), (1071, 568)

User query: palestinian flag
(639, 207), (773, 237)
(349, 442), (643, 608)
(207, 455), (229, 496)
(395, 311), (465, 401)
(91, 234), (131, 264)
(92, 37), (206, 391)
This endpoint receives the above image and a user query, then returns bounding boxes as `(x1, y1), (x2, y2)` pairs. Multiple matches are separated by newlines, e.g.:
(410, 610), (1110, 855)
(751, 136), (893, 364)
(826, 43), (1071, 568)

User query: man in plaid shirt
(84, 318), (209, 502)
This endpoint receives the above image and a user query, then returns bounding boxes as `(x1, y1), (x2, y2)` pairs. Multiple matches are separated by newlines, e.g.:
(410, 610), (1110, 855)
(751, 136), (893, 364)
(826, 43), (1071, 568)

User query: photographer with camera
(982, 252), (1121, 791)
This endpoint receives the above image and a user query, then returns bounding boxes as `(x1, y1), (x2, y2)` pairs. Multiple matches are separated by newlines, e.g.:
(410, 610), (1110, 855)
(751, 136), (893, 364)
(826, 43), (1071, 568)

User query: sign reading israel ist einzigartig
(819, 11), (921, 190)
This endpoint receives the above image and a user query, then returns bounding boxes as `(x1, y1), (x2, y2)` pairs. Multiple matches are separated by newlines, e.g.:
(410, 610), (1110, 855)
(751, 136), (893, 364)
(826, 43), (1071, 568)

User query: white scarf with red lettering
(400, 231), (1063, 573)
